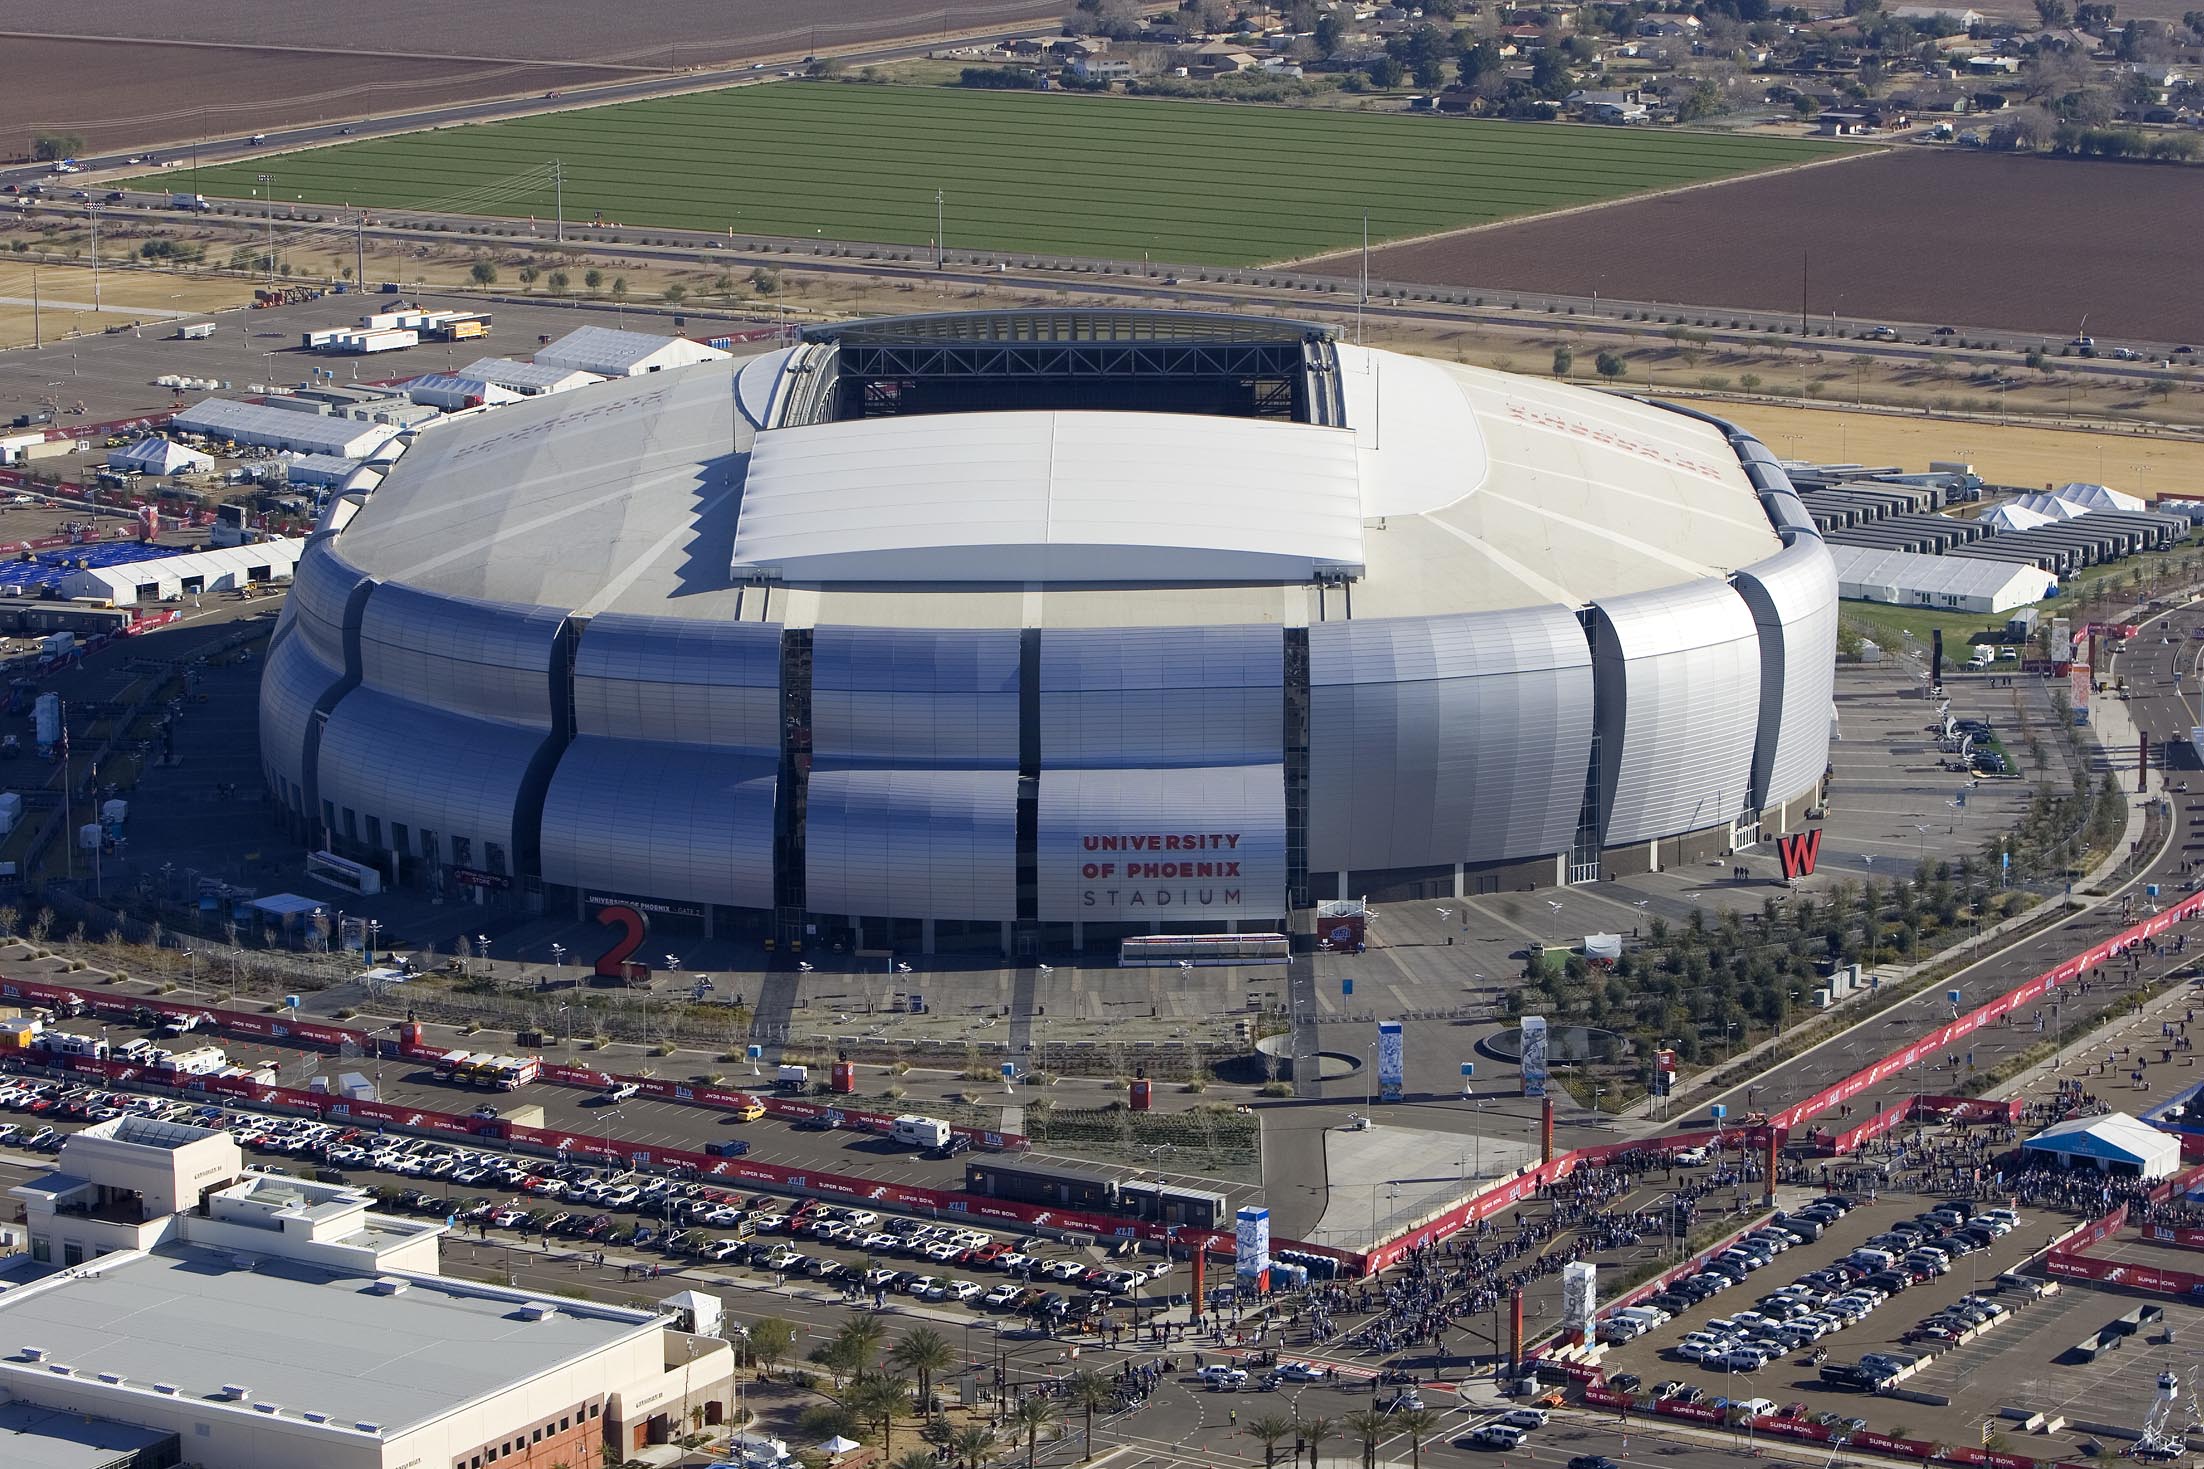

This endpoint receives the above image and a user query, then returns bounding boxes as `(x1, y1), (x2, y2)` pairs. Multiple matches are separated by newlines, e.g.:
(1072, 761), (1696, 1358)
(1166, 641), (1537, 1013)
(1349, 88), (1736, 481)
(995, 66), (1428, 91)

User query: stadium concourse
(258, 309), (1839, 958)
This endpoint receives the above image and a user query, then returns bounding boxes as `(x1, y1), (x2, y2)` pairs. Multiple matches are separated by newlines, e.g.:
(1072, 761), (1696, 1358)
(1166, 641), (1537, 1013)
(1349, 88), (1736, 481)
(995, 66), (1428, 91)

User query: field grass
(152, 81), (1852, 265)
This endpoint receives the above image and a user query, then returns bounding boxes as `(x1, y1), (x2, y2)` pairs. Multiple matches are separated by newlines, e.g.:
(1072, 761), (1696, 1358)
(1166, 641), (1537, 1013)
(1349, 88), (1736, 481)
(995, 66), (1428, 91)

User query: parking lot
(1594, 1189), (2061, 1442)
(0, 1064), (1205, 1341)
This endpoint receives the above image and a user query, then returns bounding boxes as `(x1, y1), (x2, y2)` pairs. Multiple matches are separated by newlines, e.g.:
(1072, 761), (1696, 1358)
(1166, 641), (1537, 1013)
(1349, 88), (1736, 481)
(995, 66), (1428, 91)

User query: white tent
(1983, 503), (2054, 533)
(2020, 1111), (2180, 1179)
(107, 437), (213, 477)
(2008, 491), (2091, 522)
(2056, 482), (2146, 514)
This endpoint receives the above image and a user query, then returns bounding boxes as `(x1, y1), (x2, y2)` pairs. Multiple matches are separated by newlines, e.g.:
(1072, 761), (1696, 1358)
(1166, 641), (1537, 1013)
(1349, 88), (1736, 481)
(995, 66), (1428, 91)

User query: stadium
(258, 310), (1837, 957)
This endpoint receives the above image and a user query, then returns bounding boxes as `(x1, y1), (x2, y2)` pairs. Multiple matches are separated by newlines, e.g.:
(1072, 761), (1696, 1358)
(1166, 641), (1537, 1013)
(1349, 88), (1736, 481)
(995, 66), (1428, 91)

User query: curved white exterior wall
(1733, 538), (1841, 816)
(1592, 579), (1764, 847)
(1307, 607), (1592, 873)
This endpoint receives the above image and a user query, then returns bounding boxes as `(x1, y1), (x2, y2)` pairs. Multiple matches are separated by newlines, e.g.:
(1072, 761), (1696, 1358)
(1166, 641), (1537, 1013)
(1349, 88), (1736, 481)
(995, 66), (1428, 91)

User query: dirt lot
(0, 260), (254, 350)
(1, 0), (1059, 153)
(1723, 403), (2204, 497)
(1309, 150), (2204, 346)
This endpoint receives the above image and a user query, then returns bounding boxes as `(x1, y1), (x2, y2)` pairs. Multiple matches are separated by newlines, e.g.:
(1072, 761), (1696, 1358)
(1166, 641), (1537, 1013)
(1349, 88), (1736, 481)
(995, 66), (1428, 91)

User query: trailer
(174, 322), (217, 341)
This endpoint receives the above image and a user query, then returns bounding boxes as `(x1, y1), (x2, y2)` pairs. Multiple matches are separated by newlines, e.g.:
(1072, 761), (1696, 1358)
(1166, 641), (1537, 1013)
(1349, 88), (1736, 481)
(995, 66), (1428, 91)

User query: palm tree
(1393, 1408), (1441, 1469)
(1065, 1369), (1115, 1458)
(951, 1422), (999, 1468)
(1243, 1413), (1295, 1468)
(893, 1453), (936, 1469)
(848, 1373), (911, 1456)
(836, 1314), (889, 1374)
(1344, 1408), (1390, 1469)
(1297, 1415), (1336, 1469)
(888, 1326), (957, 1413)
(1010, 1395), (1059, 1468)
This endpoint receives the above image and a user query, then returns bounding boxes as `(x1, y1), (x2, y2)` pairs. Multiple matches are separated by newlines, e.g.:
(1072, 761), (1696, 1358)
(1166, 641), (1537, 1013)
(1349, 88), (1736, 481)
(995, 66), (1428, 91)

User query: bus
(1118, 933), (1289, 968)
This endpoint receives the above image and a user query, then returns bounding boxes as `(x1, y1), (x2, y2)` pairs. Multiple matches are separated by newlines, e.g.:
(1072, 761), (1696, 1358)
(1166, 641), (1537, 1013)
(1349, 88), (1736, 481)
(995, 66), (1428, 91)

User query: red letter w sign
(1777, 828), (1822, 881)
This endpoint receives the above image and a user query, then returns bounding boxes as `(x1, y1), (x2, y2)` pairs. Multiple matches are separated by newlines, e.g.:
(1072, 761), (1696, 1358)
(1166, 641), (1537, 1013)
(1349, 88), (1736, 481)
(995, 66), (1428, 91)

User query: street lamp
(550, 942), (567, 970)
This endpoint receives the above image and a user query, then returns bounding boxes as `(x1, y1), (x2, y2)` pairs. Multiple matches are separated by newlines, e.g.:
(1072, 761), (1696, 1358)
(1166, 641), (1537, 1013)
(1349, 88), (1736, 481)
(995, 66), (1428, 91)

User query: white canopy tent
(2020, 1111), (2180, 1179)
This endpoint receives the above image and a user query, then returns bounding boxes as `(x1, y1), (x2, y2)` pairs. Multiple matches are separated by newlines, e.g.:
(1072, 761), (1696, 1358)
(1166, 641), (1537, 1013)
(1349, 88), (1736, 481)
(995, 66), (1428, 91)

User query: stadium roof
(340, 328), (1779, 627)
(0, 1401), (174, 1469)
(0, 1243), (660, 1440)
(731, 411), (1367, 584)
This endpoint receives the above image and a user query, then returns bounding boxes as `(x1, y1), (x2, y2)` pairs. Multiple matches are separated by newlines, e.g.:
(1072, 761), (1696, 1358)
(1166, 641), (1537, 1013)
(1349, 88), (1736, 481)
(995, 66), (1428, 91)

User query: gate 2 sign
(592, 904), (647, 979)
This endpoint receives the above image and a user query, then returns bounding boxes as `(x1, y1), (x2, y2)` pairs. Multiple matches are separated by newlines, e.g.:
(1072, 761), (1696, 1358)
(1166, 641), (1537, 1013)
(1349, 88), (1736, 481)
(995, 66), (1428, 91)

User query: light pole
(935, 189), (944, 270)
(256, 173), (275, 285)
(86, 204), (99, 315)
(366, 919), (382, 964)
(550, 942), (567, 971)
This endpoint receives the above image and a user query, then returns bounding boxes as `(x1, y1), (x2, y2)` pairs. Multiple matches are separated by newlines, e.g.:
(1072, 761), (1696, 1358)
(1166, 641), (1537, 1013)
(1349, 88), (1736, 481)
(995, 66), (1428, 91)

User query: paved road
(1689, 598), (2204, 1137)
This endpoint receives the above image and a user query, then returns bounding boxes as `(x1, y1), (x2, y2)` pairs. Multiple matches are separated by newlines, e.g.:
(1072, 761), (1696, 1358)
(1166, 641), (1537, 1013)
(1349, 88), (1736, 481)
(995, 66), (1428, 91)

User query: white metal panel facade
(805, 766), (1017, 920)
(1036, 765), (1286, 923)
(540, 740), (776, 908)
(572, 615), (780, 747)
(1732, 539), (1839, 814)
(1594, 580), (1762, 846)
(812, 628), (1020, 766)
(315, 688), (542, 866)
(358, 584), (563, 728)
(1040, 625), (1281, 768)
(1307, 608), (1592, 872)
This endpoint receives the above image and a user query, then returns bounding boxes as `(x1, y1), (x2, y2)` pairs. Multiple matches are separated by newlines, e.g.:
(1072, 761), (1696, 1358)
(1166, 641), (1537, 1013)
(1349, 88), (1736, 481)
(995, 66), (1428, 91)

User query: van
(1463, 1425), (1526, 1450)
(1849, 1248), (1895, 1271)
(775, 1064), (809, 1091)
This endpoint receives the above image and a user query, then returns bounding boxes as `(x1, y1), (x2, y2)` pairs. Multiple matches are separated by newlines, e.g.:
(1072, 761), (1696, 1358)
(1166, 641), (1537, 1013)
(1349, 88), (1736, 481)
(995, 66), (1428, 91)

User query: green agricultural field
(160, 82), (1854, 266)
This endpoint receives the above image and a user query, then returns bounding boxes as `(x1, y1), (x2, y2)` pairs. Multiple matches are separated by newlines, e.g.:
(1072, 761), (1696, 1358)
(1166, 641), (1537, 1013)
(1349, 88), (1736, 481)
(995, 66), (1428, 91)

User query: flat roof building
(532, 327), (729, 379)
(172, 400), (401, 460)
(3, 1116), (732, 1469)
(455, 358), (604, 397)
(1825, 542), (2056, 613)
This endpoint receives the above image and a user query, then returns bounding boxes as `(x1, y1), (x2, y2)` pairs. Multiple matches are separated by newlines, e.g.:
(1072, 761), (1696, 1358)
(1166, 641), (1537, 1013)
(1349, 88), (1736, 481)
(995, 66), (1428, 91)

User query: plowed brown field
(2, 0), (1058, 153)
(1307, 149), (2204, 344)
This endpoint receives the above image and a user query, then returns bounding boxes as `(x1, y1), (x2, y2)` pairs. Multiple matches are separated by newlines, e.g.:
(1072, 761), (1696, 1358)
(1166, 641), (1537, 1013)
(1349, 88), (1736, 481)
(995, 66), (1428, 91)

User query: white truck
(175, 322), (216, 341)
(168, 192), (210, 212)
(891, 1115), (953, 1149)
(1967, 645), (1995, 670)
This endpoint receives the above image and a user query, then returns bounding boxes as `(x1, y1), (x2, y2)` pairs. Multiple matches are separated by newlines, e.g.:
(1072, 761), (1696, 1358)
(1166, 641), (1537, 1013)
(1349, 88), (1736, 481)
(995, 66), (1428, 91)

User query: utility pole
(30, 265), (38, 350)
(355, 212), (365, 289)
(1799, 251), (1808, 336)
(87, 205), (99, 315)
(935, 188), (944, 269)
(553, 159), (564, 244)
(257, 173), (274, 285)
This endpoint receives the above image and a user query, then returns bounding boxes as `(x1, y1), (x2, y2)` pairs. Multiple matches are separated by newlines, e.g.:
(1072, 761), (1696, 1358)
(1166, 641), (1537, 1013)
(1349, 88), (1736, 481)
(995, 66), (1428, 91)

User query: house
(1816, 110), (1876, 134)
(1892, 86), (1969, 111)
(1073, 56), (1138, 80)
(1502, 23), (1549, 46)
(1258, 57), (1306, 76)
(1965, 54), (2021, 73)
(1889, 5), (1984, 30)
(1195, 43), (1262, 71)
(1640, 16), (1701, 37)
(1568, 88), (1649, 122)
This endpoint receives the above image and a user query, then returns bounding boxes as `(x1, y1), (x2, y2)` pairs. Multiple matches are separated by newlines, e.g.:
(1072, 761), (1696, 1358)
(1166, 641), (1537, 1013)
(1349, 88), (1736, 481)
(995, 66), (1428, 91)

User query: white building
(2021, 1111), (2181, 1179)
(404, 375), (525, 412)
(1826, 542), (2056, 614)
(172, 400), (402, 459)
(532, 327), (730, 379)
(106, 438), (214, 478)
(4, 1115), (733, 1469)
(456, 358), (604, 397)
(2054, 482), (2146, 514)
(57, 539), (306, 606)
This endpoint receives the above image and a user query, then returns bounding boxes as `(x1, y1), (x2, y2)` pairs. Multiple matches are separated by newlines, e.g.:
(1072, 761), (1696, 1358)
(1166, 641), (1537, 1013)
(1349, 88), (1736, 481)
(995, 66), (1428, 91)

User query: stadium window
(343, 808), (358, 841)
(560, 1417), (570, 1432)
(453, 836), (473, 868)
(28, 1237), (47, 1263)
(533, 1428), (543, 1443)
(485, 842), (508, 876)
(321, 800), (336, 832)
(392, 822), (409, 854)
(366, 815), (382, 847)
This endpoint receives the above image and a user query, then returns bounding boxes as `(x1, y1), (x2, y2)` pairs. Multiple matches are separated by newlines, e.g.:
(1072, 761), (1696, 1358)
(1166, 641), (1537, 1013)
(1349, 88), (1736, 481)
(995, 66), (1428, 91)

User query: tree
(1531, 48), (1573, 97)
(750, 266), (782, 295)
(1595, 350), (1627, 381)
(1066, 1369), (1115, 1457)
(1011, 1395), (1059, 1468)
(31, 133), (84, 162)
(469, 261), (499, 286)
(893, 1454), (936, 1469)
(518, 265), (540, 289)
(950, 1423), (999, 1469)
(663, 283), (688, 306)
(748, 1317), (796, 1378)
(831, 1316), (887, 1377)
(548, 270), (570, 294)
(849, 1373), (911, 1454)
(1314, 12), (1347, 54)
(1552, 345), (1574, 377)
(887, 1326), (955, 1411)
(610, 275), (628, 300)
(1344, 1408), (1390, 1469)
(1365, 54), (1405, 87)
(584, 267), (604, 290)
(1244, 1414), (1294, 1469)
(1394, 1409), (1442, 1469)
(1458, 40), (1505, 89)
(2036, 0), (2073, 22)
(1297, 1416), (1337, 1469)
